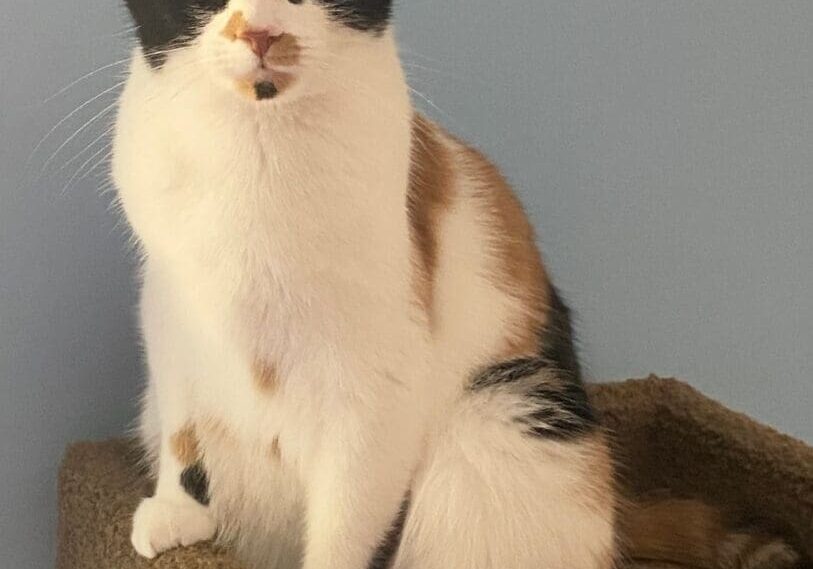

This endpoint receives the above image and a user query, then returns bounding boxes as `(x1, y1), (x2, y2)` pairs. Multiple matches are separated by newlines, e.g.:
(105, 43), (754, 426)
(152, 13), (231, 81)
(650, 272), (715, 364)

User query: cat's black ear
(124, 0), (189, 68)
(317, 0), (393, 33)
(124, 0), (228, 69)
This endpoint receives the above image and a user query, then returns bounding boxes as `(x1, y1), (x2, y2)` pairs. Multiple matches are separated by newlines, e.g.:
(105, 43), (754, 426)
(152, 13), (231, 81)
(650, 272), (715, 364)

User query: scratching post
(57, 377), (812, 568)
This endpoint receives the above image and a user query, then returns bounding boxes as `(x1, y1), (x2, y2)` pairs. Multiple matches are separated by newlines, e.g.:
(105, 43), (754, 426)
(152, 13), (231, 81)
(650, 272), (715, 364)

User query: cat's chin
(232, 71), (296, 102)
(235, 79), (278, 101)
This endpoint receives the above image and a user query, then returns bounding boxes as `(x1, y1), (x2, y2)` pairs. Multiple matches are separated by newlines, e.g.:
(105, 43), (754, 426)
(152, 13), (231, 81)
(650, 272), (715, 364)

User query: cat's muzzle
(254, 81), (278, 100)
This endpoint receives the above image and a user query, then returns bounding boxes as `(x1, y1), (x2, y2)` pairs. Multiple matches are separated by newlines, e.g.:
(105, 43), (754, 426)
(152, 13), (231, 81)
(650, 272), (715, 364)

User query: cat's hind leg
(394, 369), (618, 569)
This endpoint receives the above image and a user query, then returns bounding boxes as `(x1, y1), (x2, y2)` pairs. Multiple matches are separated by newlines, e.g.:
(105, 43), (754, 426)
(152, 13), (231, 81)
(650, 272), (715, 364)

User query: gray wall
(1, 1), (810, 567)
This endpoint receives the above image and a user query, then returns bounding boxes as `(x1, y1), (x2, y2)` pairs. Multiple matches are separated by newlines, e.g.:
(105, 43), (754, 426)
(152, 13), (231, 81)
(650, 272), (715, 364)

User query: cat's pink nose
(238, 28), (283, 58)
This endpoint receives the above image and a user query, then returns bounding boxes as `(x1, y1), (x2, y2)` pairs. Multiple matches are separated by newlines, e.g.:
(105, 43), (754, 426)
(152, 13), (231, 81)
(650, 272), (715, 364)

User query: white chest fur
(114, 42), (419, 453)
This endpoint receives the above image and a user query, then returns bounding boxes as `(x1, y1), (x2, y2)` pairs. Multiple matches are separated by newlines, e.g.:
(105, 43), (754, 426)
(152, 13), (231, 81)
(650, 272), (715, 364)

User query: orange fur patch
(236, 80), (257, 99)
(625, 498), (725, 568)
(408, 114), (455, 321)
(267, 34), (302, 67)
(170, 424), (200, 467)
(221, 11), (248, 41)
(459, 144), (551, 359)
(253, 360), (280, 394)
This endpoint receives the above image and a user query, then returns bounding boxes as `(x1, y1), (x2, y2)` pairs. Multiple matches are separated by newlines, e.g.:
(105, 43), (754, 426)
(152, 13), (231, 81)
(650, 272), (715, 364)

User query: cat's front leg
(301, 355), (427, 569)
(131, 269), (217, 559)
(131, 426), (218, 559)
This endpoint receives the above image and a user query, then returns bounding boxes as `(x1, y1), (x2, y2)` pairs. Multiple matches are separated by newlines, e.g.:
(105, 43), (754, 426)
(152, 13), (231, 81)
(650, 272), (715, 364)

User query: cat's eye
(288, 0), (303, 4)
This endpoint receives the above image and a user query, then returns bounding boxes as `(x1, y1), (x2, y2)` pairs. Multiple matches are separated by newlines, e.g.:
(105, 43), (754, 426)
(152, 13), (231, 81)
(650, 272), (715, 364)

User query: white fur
(114, 2), (615, 568)
(131, 495), (217, 559)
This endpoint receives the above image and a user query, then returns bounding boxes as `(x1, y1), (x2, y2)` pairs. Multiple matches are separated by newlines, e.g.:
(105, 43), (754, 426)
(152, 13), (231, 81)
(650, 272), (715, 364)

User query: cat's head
(124, 0), (394, 102)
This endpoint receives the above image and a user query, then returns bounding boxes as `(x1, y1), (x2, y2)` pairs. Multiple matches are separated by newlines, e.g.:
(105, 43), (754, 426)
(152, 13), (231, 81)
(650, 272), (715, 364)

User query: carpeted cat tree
(57, 377), (813, 569)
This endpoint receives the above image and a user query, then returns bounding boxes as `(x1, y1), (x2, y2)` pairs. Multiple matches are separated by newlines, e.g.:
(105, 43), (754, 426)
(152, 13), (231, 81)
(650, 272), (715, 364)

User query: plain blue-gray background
(1, 1), (811, 567)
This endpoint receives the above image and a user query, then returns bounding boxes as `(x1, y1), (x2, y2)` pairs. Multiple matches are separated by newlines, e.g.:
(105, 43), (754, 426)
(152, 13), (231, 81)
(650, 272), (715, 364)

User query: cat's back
(408, 115), (552, 376)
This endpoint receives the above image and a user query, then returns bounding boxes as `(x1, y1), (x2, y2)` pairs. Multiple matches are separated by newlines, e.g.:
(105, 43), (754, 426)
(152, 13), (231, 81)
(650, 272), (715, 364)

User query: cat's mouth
(235, 70), (296, 102)
(221, 11), (301, 102)
(253, 81), (278, 101)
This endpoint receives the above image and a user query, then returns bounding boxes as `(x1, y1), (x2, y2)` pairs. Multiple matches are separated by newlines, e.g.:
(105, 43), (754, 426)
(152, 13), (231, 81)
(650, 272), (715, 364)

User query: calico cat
(115, 1), (618, 568)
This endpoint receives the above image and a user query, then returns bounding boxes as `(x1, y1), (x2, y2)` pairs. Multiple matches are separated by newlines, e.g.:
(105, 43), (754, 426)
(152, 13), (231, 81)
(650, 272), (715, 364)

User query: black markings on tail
(181, 462), (210, 506)
(368, 494), (410, 569)
(471, 286), (596, 440)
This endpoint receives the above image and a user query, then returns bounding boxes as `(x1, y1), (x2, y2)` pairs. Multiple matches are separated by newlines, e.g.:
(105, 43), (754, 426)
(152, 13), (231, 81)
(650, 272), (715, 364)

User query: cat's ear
(123, 0), (219, 68)
(123, 0), (170, 27)
(318, 0), (394, 33)
(123, 0), (228, 41)
(123, 0), (182, 67)
(123, 0), (182, 39)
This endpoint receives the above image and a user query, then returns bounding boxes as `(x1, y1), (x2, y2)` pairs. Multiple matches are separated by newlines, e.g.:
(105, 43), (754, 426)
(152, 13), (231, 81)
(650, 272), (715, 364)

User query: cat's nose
(238, 27), (284, 58)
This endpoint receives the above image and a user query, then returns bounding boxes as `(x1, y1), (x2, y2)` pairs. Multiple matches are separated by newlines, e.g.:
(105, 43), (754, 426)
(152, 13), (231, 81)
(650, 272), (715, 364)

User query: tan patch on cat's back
(171, 424), (200, 467)
(253, 360), (280, 394)
(459, 144), (551, 358)
(221, 11), (248, 41)
(408, 114), (455, 322)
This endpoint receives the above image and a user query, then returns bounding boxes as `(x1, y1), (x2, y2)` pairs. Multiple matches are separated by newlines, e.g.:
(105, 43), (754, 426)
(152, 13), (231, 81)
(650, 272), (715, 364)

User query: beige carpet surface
(57, 377), (813, 568)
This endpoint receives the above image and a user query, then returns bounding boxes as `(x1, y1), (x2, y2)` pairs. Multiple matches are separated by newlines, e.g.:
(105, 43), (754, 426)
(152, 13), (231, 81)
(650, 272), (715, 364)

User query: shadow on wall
(0, 3), (143, 568)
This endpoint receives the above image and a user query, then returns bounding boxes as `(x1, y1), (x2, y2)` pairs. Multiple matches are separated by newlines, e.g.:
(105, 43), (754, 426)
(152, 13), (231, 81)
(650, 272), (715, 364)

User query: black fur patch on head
(316, 0), (393, 33)
(471, 286), (597, 440)
(124, 0), (228, 68)
(180, 462), (210, 505)
(125, 0), (391, 69)
(367, 494), (410, 569)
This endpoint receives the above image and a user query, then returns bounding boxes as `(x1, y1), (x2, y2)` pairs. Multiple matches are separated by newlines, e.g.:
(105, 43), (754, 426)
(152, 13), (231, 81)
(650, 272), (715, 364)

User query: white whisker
(61, 125), (115, 170)
(43, 59), (132, 104)
(408, 86), (452, 123)
(40, 100), (120, 176)
(110, 25), (139, 38)
(59, 144), (113, 196)
(399, 46), (447, 67)
(27, 80), (125, 172)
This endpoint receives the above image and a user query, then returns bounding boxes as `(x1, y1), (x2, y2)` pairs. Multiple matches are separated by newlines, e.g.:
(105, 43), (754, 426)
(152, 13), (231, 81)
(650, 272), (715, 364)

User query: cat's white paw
(130, 496), (217, 559)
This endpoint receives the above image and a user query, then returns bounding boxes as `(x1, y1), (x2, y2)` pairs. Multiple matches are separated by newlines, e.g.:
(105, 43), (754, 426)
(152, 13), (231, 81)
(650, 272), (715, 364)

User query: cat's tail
(624, 498), (803, 569)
